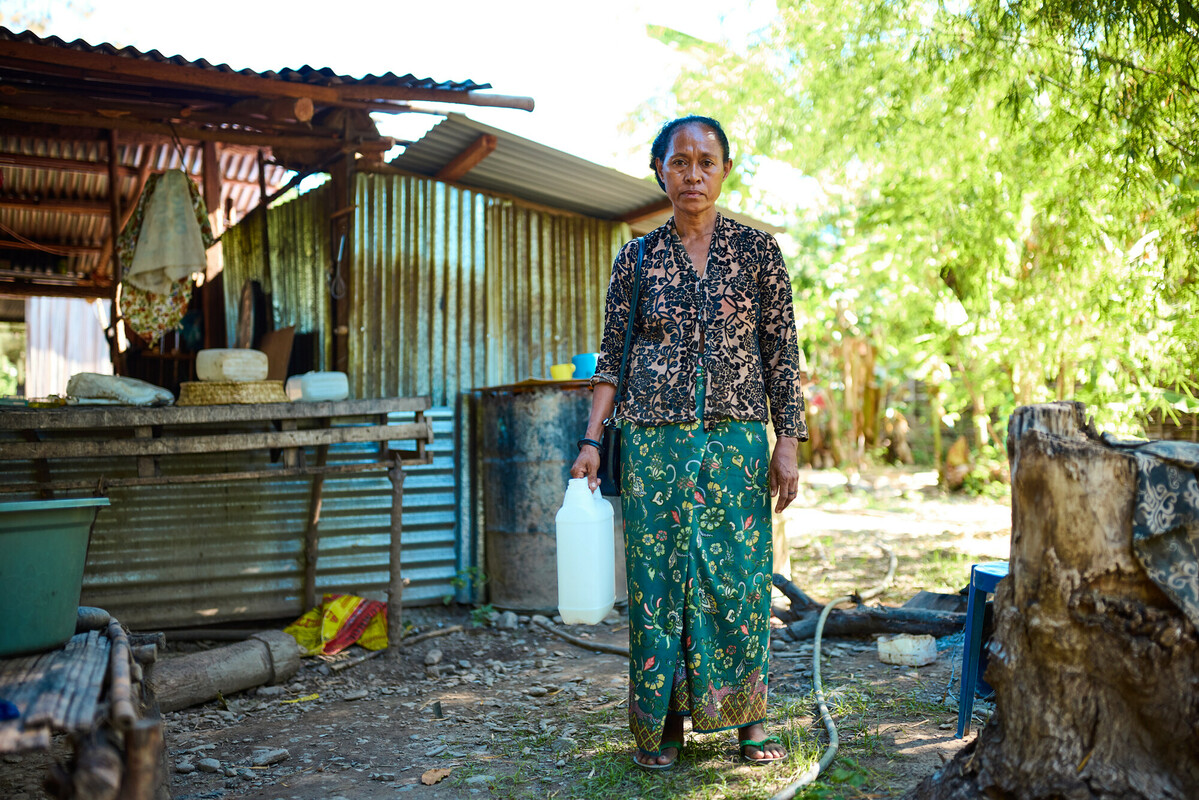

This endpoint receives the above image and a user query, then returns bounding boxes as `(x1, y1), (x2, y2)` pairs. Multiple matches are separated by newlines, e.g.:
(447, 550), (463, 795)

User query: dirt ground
(1, 466), (1012, 800)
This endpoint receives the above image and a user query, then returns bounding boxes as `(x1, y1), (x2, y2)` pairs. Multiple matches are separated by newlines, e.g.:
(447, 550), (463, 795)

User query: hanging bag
(597, 236), (645, 496)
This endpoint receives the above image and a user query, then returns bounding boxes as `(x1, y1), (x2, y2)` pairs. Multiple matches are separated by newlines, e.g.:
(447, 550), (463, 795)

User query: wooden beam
(0, 454), (432, 494)
(0, 395), (431, 429)
(0, 196), (108, 215)
(0, 105), (344, 150)
(0, 40), (342, 103)
(229, 96), (315, 123)
(201, 141), (221, 220)
(0, 420), (434, 460)
(435, 133), (497, 182)
(0, 152), (136, 176)
(0, 279), (113, 299)
(620, 199), (672, 225)
(336, 85), (535, 112)
(0, 240), (101, 254)
(106, 130), (122, 285)
(0, 81), (329, 135)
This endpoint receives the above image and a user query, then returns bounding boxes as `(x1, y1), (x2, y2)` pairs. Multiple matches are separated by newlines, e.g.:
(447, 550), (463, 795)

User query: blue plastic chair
(956, 561), (1009, 738)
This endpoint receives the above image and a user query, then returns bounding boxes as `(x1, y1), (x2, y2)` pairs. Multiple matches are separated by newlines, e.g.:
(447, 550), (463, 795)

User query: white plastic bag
(66, 373), (174, 406)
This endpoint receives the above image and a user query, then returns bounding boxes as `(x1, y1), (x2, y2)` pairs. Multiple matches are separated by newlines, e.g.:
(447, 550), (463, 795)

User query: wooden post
(329, 154), (355, 374)
(387, 452), (406, 652)
(201, 141), (222, 236)
(74, 729), (123, 800)
(255, 148), (273, 305)
(415, 409), (427, 463)
(107, 130), (123, 369)
(302, 440), (329, 611)
(133, 426), (157, 479)
(118, 715), (169, 800)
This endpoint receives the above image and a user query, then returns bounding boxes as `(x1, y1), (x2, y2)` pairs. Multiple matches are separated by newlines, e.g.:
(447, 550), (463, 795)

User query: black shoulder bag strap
(600, 236), (645, 495)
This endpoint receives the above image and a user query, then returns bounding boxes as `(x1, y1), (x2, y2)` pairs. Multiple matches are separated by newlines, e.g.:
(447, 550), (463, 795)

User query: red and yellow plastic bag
(284, 593), (388, 655)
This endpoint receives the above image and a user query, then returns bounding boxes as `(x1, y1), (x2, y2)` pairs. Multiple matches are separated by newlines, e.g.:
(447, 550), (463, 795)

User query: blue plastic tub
(0, 497), (110, 657)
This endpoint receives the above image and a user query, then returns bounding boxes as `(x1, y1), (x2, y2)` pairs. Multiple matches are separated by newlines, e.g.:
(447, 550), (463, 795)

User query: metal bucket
(0, 496), (110, 657)
(478, 383), (626, 613)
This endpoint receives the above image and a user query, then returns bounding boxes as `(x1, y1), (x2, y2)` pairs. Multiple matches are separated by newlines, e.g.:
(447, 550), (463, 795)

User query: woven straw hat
(176, 380), (289, 406)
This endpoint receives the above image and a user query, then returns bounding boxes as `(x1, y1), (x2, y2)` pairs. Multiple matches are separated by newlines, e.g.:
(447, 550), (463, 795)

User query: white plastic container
(877, 633), (938, 666)
(285, 371), (350, 402)
(196, 349), (269, 382)
(555, 478), (615, 624)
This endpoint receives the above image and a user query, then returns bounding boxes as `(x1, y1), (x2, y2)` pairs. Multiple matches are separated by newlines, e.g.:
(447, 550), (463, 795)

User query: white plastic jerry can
(555, 478), (615, 625)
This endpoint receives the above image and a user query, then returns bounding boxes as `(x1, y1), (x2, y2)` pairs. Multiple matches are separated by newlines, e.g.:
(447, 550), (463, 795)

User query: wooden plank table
(0, 397), (435, 648)
(0, 615), (167, 799)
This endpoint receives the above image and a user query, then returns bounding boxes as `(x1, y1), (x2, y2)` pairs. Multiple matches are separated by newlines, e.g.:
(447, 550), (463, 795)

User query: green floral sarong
(621, 370), (773, 753)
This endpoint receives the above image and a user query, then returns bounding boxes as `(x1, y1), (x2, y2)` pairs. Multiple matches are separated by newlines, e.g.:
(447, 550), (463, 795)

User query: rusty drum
(478, 382), (626, 613)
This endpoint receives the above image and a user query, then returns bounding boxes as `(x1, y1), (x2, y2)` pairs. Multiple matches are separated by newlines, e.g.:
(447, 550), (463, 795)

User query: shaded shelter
(0, 26), (533, 630)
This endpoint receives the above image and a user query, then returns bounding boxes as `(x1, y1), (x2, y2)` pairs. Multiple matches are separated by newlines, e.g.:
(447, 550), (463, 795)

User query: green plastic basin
(0, 497), (110, 657)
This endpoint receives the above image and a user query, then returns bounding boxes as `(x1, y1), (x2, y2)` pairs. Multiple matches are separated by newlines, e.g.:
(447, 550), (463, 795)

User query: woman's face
(656, 123), (732, 216)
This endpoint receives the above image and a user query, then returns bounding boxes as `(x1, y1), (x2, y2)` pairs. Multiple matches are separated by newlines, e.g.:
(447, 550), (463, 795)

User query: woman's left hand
(769, 436), (801, 513)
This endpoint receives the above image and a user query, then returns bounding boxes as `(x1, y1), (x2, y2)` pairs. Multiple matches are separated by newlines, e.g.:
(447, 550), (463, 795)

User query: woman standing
(571, 115), (807, 769)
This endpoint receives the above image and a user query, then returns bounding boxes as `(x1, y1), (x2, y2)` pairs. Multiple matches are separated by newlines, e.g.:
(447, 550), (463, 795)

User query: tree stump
(910, 402), (1199, 799)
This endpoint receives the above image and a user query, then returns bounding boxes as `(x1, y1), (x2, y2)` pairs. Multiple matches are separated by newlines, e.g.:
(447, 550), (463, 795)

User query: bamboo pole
(107, 620), (136, 731)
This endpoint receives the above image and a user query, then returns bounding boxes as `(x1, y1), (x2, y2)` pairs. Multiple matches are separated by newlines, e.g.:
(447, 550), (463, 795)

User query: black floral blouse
(591, 214), (808, 440)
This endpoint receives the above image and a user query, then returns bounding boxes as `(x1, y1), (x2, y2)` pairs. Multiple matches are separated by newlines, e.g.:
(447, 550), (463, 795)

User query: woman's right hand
(571, 445), (601, 492)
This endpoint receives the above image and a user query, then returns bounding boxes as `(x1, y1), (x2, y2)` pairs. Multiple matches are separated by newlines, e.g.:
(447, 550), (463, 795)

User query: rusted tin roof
(0, 26), (491, 93)
(0, 26), (528, 297)
(388, 114), (782, 235)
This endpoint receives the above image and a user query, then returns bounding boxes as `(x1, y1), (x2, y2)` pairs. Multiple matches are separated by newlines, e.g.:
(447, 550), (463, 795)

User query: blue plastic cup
(571, 352), (599, 379)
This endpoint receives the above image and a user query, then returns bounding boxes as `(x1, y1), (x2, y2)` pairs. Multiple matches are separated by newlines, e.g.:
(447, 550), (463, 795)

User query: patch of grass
(905, 548), (976, 594)
(474, 669), (946, 800)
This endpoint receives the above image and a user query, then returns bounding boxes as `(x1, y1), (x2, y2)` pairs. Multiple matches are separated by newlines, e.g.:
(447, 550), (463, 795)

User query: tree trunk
(909, 402), (1199, 799)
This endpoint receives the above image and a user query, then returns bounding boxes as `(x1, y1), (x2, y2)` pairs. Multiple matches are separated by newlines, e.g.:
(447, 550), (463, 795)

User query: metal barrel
(478, 382), (626, 613)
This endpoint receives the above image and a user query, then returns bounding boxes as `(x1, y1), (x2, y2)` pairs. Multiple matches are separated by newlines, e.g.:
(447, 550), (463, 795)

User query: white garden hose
(767, 594), (850, 800)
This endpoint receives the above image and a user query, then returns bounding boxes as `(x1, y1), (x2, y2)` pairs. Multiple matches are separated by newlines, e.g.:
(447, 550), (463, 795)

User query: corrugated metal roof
(0, 25), (512, 294)
(388, 114), (781, 234)
(0, 26), (490, 92)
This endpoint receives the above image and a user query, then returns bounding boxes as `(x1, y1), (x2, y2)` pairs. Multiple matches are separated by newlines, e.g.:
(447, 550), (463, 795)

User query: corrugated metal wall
(220, 185), (332, 368)
(50, 172), (627, 627)
(351, 173), (626, 402)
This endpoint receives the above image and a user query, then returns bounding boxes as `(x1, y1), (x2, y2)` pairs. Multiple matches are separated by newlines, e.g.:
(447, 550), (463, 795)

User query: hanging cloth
(125, 169), (208, 294)
(116, 171), (214, 347)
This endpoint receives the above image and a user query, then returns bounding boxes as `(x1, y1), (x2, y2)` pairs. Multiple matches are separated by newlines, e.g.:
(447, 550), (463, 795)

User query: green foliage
(0, 323), (24, 397)
(646, 0), (1199, 452)
(444, 566), (488, 606)
(469, 603), (496, 627)
(449, 565), (488, 591)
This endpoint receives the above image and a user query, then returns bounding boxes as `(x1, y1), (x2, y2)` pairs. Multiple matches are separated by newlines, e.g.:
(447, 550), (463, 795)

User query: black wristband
(577, 437), (602, 452)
